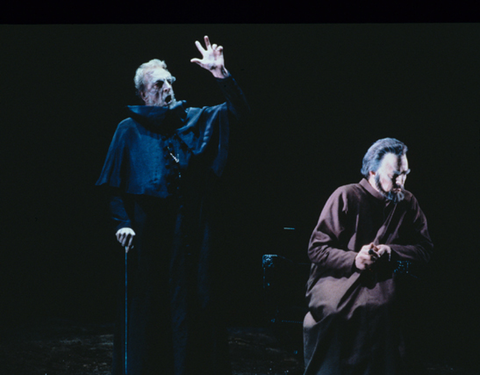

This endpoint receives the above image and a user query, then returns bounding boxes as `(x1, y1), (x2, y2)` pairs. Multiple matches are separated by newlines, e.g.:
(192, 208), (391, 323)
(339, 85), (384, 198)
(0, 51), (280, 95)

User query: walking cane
(124, 248), (128, 375)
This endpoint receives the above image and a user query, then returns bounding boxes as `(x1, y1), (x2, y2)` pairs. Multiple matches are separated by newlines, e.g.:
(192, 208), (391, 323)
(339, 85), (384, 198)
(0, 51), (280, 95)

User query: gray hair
(361, 138), (408, 178)
(133, 59), (169, 96)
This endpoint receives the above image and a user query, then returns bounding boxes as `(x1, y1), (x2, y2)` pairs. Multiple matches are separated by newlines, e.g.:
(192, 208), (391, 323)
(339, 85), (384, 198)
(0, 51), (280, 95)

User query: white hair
(133, 59), (170, 95)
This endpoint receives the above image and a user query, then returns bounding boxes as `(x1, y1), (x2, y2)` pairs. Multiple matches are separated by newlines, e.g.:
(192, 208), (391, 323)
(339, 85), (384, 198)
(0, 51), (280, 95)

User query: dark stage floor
(0, 318), (477, 375)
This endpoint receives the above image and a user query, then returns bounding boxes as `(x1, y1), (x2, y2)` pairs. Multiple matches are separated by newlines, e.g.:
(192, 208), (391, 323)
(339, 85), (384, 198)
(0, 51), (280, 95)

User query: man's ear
(369, 171), (376, 177)
(138, 91), (147, 104)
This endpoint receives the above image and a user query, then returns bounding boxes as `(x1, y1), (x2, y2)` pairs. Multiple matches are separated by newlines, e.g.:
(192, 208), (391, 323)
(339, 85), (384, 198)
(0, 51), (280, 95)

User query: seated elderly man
(303, 138), (433, 375)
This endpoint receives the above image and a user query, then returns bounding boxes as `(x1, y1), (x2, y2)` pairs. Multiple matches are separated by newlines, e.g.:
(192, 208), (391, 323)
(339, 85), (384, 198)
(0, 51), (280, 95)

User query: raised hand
(190, 35), (229, 79)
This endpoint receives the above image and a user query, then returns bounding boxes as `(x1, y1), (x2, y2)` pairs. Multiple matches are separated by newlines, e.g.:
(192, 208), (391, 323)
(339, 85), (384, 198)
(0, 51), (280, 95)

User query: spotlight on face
(372, 153), (410, 203)
(142, 68), (177, 108)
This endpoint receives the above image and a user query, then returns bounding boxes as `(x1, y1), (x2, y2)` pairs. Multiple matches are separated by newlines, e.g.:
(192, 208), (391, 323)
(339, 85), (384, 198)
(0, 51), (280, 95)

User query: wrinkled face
(141, 68), (176, 107)
(370, 153), (410, 203)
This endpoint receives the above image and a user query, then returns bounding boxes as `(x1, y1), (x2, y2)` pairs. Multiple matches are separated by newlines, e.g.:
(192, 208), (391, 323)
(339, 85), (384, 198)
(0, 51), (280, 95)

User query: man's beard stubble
(375, 174), (405, 204)
(145, 91), (176, 108)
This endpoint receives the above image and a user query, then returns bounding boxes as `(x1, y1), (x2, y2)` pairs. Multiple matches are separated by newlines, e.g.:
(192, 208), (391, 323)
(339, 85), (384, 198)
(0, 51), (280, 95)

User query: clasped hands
(355, 243), (392, 272)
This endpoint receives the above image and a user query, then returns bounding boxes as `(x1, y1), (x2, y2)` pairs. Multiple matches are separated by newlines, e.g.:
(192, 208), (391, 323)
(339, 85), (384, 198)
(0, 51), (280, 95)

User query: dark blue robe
(96, 76), (249, 375)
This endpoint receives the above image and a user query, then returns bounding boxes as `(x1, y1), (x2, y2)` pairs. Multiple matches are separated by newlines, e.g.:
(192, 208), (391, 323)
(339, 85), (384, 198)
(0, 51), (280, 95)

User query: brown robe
(304, 179), (433, 375)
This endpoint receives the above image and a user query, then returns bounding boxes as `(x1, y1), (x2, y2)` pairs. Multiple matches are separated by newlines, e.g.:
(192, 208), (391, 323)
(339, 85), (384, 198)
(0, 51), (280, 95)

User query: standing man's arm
(110, 191), (135, 253)
(191, 35), (250, 120)
(96, 122), (136, 253)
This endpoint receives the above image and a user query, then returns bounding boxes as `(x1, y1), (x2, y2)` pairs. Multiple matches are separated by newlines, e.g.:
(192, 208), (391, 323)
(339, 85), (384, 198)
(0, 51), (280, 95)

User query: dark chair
(262, 253), (310, 357)
(262, 254), (310, 325)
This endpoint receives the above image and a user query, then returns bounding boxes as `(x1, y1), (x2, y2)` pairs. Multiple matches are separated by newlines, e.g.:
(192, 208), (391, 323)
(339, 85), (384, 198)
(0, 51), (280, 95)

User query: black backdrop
(2, 24), (479, 366)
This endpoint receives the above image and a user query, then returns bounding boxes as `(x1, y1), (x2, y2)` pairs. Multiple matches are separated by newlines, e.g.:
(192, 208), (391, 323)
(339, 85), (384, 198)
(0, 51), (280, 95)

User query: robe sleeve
(389, 196), (433, 265)
(215, 75), (250, 121)
(211, 75), (250, 176)
(95, 120), (130, 189)
(95, 122), (135, 231)
(181, 75), (250, 178)
(308, 189), (358, 276)
(109, 190), (133, 232)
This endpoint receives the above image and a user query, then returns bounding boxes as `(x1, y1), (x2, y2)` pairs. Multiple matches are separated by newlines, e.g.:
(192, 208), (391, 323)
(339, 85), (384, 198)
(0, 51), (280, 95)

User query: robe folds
(304, 179), (433, 375)
(96, 75), (249, 375)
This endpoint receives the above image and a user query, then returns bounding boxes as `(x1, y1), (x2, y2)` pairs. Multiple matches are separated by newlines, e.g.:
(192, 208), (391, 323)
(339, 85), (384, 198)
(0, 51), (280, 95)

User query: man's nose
(396, 175), (406, 186)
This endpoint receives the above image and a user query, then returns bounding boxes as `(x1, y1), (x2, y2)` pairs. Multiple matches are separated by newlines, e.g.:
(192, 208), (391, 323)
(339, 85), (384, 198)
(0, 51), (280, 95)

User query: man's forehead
(146, 68), (172, 82)
(381, 153), (408, 170)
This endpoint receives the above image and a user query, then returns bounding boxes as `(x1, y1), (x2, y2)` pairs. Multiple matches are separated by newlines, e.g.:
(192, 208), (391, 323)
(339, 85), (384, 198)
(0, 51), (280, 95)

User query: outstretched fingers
(190, 35), (227, 78)
(194, 40), (206, 55)
(203, 35), (211, 48)
(191, 39), (207, 65)
(214, 45), (224, 59)
(193, 36), (213, 56)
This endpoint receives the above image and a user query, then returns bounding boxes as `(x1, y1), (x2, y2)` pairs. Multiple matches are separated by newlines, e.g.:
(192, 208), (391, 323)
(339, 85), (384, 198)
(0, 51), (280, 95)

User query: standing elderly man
(96, 36), (249, 375)
(303, 138), (433, 375)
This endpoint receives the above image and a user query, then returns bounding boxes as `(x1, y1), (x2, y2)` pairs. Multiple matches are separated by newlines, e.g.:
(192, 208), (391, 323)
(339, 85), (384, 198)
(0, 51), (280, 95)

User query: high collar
(127, 100), (187, 134)
(359, 178), (387, 201)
